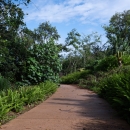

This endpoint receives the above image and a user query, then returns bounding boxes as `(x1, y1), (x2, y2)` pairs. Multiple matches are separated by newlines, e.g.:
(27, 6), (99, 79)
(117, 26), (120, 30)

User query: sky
(22, 0), (130, 44)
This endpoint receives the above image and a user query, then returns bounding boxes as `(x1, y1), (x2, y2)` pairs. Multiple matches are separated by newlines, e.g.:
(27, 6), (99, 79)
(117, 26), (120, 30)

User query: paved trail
(1, 85), (130, 130)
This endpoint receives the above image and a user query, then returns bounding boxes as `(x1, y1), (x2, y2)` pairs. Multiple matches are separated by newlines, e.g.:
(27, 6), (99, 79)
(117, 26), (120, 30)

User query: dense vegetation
(0, 81), (57, 124)
(0, 1), (62, 86)
(0, 0), (130, 125)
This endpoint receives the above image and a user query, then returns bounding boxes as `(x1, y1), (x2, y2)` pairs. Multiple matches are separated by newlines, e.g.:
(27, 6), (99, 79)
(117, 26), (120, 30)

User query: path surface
(1, 85), (130, 130)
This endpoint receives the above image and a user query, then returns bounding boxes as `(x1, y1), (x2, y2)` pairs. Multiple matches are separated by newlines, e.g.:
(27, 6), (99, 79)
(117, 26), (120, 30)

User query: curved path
(1, 85), (130, 130)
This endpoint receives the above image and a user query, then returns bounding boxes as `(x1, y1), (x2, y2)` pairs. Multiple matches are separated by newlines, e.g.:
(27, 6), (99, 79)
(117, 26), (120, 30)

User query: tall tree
(0, 0), (30, 38)
(103, 10), (130, 55)
(34, 21), (60, 44)
(62, 30), (103, 74)
(0, 0), (31, 81)
(63, 29), (81, 73)
(0, 0), (31, 61)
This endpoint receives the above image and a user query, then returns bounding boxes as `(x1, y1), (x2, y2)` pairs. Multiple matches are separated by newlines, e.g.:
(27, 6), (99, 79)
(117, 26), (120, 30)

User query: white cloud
(24, 0), (130, 25)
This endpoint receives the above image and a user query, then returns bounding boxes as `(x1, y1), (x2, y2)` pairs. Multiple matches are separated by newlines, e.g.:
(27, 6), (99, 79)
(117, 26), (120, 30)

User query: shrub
(85, 60), (98, 71)
(94, 55), (118, 71)
(122, 55), (130, 65)
(79, 75), (97, 89)
(96, 66), (130, 123)
(0, 81), (58, 123)
(61, 70), (90, 84)
(0, 75), (11, 91)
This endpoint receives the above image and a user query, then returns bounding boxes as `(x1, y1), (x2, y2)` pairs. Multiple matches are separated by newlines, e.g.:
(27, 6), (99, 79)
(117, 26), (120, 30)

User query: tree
(0, 0), (31, 39)
(62, 29), (81, 73)
(79, 32), (102, 67)
(0, 0), (31, 82)
(62, 30), (103, 74)
(103, 10), (130, 55)
(65, 29), (81, 47)
(0, 0), (25, 61)
(34, 21), (60, 44)
(0, 0), (31, 61)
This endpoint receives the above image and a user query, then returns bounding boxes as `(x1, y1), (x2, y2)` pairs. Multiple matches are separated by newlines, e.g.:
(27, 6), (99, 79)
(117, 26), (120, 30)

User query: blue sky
(22, 0), (130, 44)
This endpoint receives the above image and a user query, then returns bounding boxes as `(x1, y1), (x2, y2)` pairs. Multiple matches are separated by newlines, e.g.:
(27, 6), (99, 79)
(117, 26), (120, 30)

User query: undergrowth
(61, 70), (90, 84)
(0, 81), (58, 124)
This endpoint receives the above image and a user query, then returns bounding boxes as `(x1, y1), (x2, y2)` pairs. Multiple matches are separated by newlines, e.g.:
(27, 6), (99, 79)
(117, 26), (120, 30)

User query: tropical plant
(0, 81), (58, 123)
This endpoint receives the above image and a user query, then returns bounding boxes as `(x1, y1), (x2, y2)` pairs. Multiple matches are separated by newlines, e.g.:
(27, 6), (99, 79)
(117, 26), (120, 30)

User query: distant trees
(61, 29), (104, 74)
(62, 10), (130, 74)
(34, 22), (60, 44)
(103, 10), (130, 55)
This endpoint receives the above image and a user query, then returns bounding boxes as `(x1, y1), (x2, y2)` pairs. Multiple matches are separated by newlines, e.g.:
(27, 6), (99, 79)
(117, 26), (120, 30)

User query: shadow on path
(47, 85), (130, 130)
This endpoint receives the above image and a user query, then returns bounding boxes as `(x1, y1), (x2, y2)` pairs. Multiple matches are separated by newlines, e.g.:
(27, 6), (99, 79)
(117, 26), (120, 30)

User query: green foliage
(40, 39), (62, 83)
(62, 31), (103, 75)
(0, 31), (61, 85)
(0, 0), (32, 83)
(34, 21), (60, 44)
(85, 54), (130, 72)
(62, 55), (83, 74)
(79, 75), (97, 89)
(122, 55), (130, 65)
(0, 0), (61, 85)
(61, 71), (89, 84)
(65, 28), (81, 47)
(0, 81), (57, 123)
(78, 70), (107, 90)
(85, 60), (98, 71)
(26, 57), (42, 84)
(78, 65), (130, 123)
(6, 89), (25, 112)
(104, 10), (130, 55)
(0, 0), (30, 66)
(94, 54), (130, 72)
(95, 66), (130, 123)
(94, 55), (118, 71)
(0, 76), (11, 91)
(0, 96), (12, 121)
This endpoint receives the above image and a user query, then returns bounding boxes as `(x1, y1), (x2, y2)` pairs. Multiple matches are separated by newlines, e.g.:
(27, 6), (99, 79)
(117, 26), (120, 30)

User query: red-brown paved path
(1, 85), (130, 130)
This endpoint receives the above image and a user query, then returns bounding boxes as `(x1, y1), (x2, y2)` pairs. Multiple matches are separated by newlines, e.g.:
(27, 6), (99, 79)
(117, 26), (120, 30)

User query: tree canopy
(34, 21), (60, 44)
(104, 10), (130, 54)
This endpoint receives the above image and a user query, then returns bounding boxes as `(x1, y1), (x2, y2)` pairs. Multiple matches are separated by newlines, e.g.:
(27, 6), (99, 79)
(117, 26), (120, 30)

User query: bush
(0, 81), (58, 123)
(94, 55), (130, 72)
(122, 55), (130, 65)
(94, 55), (118, 71)
(61, 70), (90, 84)
(0, 75), (11, 91)
(79, 75), (97, 89)
(85, 60), (98, 71)
(96, 66), (130, 123)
